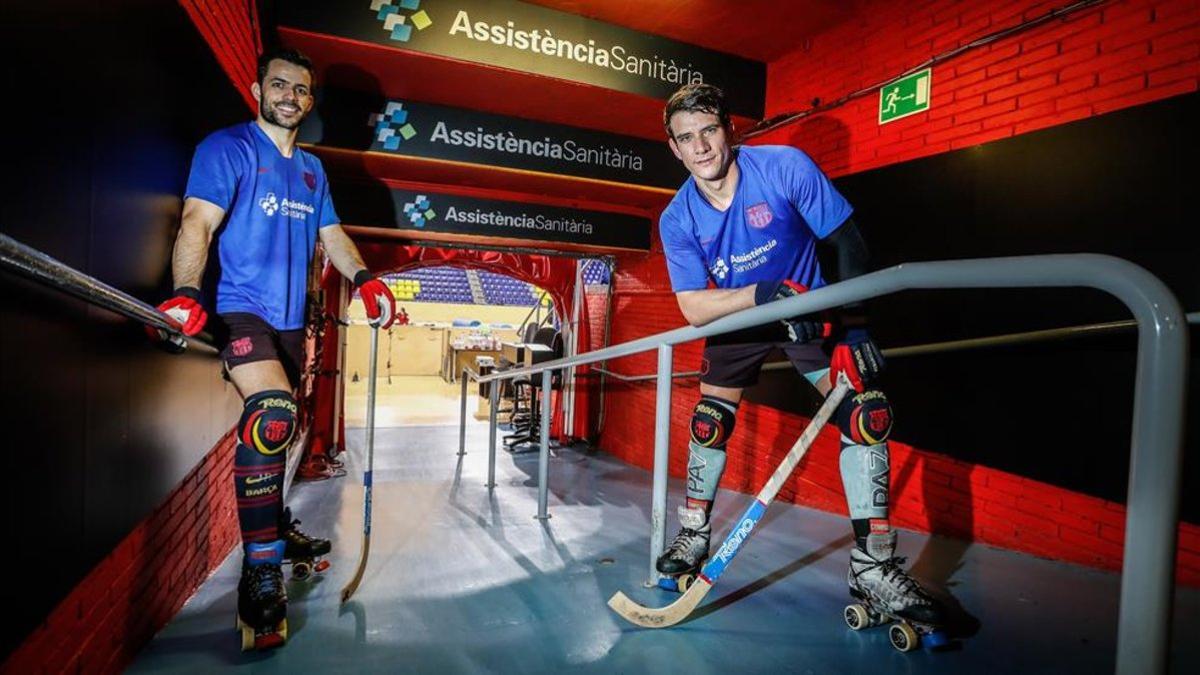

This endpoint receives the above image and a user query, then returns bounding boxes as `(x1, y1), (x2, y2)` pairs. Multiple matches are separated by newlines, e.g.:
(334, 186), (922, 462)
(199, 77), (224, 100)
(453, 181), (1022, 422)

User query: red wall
(597, 0), (1199, 584)
(756, 0), (1198, 174)
(2, 433), (240, 674)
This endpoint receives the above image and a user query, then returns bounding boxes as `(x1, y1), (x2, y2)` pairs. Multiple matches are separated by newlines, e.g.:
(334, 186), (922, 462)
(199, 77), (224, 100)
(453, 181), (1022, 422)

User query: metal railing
(459, 253), (1188, 675)
(0, 233), (216, 350)
(587, 312), (1200, 383)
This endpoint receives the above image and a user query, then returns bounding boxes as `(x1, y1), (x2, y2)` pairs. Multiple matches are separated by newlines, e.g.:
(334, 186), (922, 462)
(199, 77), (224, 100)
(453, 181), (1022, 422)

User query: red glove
(146, 287), (207, 352)
(354, 270), (396, 329)
(830, 328), (884, 392)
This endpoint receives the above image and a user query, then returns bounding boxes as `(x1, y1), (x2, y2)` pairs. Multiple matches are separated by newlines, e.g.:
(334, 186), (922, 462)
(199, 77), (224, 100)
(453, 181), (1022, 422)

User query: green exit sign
(879, 68), (932, 124)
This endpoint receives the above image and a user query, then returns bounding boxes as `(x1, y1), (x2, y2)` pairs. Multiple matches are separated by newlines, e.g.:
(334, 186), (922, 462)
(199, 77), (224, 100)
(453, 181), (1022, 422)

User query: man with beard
(654, 83), (945, 636)
(151, 49), (395, 649)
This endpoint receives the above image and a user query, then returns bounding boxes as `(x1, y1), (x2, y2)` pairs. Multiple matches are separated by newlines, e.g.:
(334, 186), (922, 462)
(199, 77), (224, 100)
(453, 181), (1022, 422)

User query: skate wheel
(844, 604), (870, 631)
(293, 560), (312, 580)
(656, 577), (680, 592)
(314, 559), (330, 573)
(240, 624), (255, 651)
(889, 622), (919, 652)
(677, 574), (695, 593)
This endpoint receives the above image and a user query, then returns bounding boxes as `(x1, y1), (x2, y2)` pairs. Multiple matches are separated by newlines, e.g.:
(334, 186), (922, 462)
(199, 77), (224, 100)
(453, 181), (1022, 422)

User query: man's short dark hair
(663, 83), (731, 138)
(256, 48), (315, 86)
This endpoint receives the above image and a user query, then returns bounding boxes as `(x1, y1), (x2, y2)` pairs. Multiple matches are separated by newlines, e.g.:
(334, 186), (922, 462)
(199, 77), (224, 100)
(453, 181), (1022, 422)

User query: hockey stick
(607, 374), (851, 628)
(341, 324), (380, 603)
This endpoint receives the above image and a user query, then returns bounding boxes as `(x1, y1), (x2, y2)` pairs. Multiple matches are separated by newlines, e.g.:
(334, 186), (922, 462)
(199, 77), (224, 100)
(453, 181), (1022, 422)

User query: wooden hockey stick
(608, 375), (852, 628)
(341, 325), (380, 604)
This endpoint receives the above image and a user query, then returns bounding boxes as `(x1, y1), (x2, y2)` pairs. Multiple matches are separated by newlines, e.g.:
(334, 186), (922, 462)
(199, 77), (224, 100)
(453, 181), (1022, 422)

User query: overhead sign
(333, 183), (651, 251)
(306, 91), (687, 188)
(279, 0), (767, 118)
(879, 69), (932, 124)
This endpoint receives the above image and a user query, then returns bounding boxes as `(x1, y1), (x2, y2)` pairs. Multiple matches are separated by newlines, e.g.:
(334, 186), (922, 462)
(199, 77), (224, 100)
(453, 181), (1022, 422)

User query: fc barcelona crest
(745, 201), (773, 228)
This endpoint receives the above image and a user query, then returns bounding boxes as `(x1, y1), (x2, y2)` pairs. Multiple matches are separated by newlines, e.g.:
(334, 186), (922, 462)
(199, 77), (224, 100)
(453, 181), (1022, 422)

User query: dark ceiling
(523, 0), (859, 62)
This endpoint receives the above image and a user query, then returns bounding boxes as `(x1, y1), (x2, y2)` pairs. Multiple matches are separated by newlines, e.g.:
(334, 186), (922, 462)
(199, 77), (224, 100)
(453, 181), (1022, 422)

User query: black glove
(754, 280), (832, 344)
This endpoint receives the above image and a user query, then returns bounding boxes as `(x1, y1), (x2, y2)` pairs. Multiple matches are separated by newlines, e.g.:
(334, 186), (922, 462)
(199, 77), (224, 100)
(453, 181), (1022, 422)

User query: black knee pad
(238, 390), (298, 456)
(690, 396), (738, 449)
(837, 389), (893, 445)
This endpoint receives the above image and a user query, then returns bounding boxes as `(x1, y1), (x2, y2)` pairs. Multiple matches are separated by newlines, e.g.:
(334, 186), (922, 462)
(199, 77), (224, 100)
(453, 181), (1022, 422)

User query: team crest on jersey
(745, 202), (773, 229)
(303, 171), (316, 191)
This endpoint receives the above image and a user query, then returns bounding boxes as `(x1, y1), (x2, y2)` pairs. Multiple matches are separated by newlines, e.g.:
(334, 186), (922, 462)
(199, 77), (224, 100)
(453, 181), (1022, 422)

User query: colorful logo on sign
(403, 195), (437, 228)
(369, 102), (419, 150)
(370, 0), (433, 42)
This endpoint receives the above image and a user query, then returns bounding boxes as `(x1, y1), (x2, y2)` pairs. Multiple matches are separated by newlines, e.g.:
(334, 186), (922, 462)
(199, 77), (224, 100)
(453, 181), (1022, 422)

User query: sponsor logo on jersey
(745, 201), (773, 228)
(259, 193), (279, 216)
(244, 473), (274, 485)
(258, 191), (316, 220)
(710, 257), (729, 281)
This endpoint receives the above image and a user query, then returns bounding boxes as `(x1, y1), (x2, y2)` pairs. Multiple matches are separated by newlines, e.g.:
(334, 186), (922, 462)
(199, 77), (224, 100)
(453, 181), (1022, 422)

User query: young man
(656, 83), (943, 627)
(152, 48), (396, 643)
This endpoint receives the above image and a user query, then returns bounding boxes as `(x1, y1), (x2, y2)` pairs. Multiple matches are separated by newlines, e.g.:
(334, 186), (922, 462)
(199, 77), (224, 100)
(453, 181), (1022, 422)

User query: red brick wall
(597, 0), (1200, 585)
(1, 432), (241, 675)
(756, 0), (1198, 175)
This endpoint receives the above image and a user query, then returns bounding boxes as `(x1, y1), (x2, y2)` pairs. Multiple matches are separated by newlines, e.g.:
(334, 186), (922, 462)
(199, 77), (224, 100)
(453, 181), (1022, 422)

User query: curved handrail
(0, 233), (216, 350)
(465, 253), (1187, 675)
(589, 312), (1200, 382)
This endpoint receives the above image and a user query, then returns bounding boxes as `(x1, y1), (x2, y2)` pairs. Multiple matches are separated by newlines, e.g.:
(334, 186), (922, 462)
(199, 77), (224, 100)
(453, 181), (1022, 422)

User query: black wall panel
(0, 1), (247, 657)
(753, 93), (1197, 522)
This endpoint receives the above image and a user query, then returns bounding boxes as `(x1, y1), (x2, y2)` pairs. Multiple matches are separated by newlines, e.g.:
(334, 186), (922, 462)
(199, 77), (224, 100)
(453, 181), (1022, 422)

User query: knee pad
(687, 397), (737, 502)
(238, 390), (298, 456)
(837, 389), (893, 446)
(690, 396), (737, 449)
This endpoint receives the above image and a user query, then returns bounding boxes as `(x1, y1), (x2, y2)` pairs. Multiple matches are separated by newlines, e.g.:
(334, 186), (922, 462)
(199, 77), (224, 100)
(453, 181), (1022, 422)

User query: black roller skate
(281, 507), (331, 581)
(655, 506), (710, 593)
(236, 540), (288, 651)
(843, 531), (949, 652)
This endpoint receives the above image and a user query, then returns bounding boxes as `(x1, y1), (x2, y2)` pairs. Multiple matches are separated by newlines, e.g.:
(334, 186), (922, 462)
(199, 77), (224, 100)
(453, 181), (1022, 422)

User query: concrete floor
(129, 418), (1200, 673)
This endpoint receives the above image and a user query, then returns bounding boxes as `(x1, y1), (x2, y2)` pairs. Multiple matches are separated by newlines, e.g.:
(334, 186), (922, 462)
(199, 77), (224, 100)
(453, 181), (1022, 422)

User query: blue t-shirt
(659, 145), (852, 292)
(185, 122), (339, 330)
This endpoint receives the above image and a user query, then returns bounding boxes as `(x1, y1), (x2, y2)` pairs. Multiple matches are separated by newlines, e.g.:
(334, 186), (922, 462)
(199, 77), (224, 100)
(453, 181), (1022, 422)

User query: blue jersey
(659, 145), (852, 292)
(185, 122), (339, 330)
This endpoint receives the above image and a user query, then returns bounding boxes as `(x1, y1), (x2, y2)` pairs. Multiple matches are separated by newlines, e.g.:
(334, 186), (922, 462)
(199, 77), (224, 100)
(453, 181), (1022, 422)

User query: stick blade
(607, 578), (712, 628)
(340, 536), (370, 604)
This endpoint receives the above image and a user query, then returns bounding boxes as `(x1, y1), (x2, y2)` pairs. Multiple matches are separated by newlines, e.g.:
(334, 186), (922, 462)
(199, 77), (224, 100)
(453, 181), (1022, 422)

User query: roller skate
(842, 531), (949, 652)
(655, 506), (710, 593)
(236, 540), (288, 651)
(280, 507), (330, 581)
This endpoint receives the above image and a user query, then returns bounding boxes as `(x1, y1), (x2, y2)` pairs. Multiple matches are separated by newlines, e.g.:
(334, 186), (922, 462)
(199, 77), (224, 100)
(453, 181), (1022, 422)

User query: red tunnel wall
(594, 0), (1199, 584)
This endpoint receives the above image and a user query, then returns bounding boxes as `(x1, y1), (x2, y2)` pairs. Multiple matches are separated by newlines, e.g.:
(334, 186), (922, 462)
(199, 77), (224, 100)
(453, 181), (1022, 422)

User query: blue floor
(129, 422), (1200, 673)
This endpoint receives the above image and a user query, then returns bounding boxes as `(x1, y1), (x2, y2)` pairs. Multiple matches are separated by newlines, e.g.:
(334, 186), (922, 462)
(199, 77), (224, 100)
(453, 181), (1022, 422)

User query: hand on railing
(354, 270), (396, 329)
(754, 280), (832, 344)
(145, 287), (208, 354)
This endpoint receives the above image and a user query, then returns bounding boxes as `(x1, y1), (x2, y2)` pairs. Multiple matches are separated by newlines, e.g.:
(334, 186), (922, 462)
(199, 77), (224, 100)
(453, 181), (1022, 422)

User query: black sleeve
(816, 216), (870, 282)
(815, 216), (871, 326)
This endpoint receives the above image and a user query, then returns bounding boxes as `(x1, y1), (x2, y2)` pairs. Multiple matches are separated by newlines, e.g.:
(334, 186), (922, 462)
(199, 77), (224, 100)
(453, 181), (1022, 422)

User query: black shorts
(218, 312), (306, 388)
(700, 323), (831, 388)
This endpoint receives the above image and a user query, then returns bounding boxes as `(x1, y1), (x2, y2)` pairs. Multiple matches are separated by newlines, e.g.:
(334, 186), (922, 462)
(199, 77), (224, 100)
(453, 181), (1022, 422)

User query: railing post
(458, 369), (469, 457)
(487, 380), (499, 489)
(536, 369), (552, 520)
(649, 343), (672, 584)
